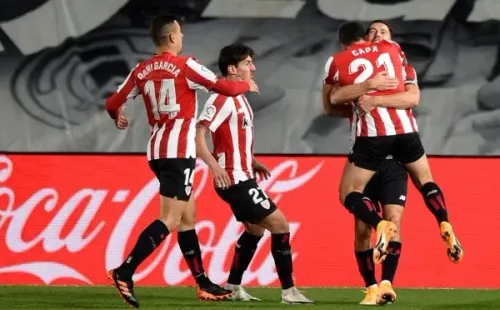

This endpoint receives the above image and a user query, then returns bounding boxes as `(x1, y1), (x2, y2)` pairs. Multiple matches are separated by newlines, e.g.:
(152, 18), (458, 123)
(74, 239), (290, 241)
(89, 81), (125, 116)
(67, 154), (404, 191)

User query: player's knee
(178, 214), (196, 231)
(243, 222), (265, 237)
(385, 214), (402, 241)
(261, 209), (289, 234)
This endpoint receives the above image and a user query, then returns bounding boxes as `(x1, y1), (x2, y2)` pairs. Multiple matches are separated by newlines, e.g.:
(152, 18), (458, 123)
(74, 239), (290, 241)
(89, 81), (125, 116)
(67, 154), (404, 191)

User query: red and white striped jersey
(198, 93), (255, 185)
(348, 64), (419, 150)
(324, 40), (417, 137)
(105, 52), (250, 160)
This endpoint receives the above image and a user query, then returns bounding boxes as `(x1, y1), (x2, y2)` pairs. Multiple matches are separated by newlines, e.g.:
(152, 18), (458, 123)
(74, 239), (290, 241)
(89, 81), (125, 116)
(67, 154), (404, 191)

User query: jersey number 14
(144, 79), (180, 119)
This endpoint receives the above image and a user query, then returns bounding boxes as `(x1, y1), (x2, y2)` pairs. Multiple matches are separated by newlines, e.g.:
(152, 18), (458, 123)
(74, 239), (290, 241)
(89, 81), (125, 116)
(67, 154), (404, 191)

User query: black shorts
(148, 158), (196, 201)
(215, 179), (277, 224)
(348, 132), (425, 171)
(364, 159), (408, 208)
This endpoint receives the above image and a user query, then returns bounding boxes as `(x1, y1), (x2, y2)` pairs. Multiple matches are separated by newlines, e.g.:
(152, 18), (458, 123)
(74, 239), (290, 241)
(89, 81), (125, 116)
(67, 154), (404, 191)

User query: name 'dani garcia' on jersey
(137, 61), (181, 79)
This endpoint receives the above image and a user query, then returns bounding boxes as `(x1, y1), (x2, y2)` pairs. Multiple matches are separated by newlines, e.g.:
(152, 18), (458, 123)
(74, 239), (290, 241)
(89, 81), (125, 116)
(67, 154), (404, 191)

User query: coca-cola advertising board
(0, 154), (497, 288)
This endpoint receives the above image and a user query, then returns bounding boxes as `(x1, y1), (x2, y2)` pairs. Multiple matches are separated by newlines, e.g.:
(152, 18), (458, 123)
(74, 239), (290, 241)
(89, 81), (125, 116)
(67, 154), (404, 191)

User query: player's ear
(168, 32), (176, 44)
(227, 65), (238, 75)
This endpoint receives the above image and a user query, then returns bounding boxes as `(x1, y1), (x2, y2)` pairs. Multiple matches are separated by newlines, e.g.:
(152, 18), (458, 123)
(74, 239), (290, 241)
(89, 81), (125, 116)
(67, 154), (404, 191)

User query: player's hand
(211, 165), (232, 189)
(253, 161), (271, 180)
(115, 112), (129, 130)
(357, 95), (377, 116)
(248, 79), (259, 94)
(368, 71), (399, 91)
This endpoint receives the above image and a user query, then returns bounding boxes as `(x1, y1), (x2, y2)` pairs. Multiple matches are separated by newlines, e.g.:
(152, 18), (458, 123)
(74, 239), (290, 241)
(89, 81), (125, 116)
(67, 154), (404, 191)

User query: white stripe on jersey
(117, 64), (140, 98)
(208, 97), (232, 131)
(364, 113), (377, 137)
(186, 78), (208, 92)
(396, 109), (414, 133)
(154, 124), (166, 159)
(186, 58), (217, 86)
(226, 101), (246, 182)
(186, 119), (197, 158)
(166, 119), (183, 158)
(146, 124), (158, 161)
(323, 56), (334, 82)
(238, 95), (254, 177)
(378, 108), (396, 136)
(349, 106), (357, 152)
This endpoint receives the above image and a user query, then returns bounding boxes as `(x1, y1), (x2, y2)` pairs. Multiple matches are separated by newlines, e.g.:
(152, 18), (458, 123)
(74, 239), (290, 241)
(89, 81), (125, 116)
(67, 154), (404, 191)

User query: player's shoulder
(206, 92), (233, 107)
(377, 39), (402, 51)
(405, 63), (416, 73)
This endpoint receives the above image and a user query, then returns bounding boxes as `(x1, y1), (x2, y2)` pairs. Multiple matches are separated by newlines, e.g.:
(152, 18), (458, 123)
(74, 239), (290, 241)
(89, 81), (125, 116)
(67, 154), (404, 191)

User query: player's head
(366, 20), (393, 43)
(149, 14), (183, 53)
(338, 22), (366, 49)
(218, 44), (256, 81)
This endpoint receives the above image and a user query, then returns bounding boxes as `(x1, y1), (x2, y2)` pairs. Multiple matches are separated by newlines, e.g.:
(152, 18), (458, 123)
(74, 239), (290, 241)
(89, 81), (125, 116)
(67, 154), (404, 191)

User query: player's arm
(105, 66), (140, 119)
(369, 65), (420, 108)
(196, 95), (232, 169)
(195, 124), (220, 170)
(329, 72), (400, 105)
(322, 83), (351, 117)
(371, 84), (420, 108)
(185, 58), (251, 96)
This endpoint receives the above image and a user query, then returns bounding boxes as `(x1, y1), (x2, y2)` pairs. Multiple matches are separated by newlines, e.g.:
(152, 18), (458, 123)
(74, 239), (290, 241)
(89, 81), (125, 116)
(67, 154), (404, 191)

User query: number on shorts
(349, 52), (395, 84)
(183, 168), (194, 186)
(248, 187), (268, 204)
(144, 79), (179, 120)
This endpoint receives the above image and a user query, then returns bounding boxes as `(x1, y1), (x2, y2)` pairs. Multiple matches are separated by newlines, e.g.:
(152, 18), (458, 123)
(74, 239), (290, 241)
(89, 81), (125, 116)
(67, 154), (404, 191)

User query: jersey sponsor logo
(242, 117), (252, 128)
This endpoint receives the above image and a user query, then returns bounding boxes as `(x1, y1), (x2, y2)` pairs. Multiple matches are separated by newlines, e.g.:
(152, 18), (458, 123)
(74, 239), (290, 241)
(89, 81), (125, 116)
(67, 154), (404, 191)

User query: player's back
(335, 40), (405, 96)
(133, 52), (199, 126)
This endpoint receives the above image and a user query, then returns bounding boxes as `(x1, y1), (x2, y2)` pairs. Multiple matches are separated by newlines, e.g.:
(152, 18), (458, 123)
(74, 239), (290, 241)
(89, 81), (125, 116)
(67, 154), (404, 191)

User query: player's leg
(178, 197), (232, 300)
(215, 181), (265, 301)
(257, 207), (314, 304)
(219, 179), (312, 304)
(376, 160), (407, 304)
(355, 174), (378, 305)
(354, 218), (378, 305)
(225, 222), (264, 301)
(341, 137), (398, 264)
(108, 158), (194, 308)
(395, 133), (463, 263)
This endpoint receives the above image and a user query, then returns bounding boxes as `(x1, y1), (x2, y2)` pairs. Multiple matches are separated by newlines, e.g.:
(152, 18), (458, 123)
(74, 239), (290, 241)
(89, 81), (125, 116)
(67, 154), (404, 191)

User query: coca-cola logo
(0, 155), (323, 285)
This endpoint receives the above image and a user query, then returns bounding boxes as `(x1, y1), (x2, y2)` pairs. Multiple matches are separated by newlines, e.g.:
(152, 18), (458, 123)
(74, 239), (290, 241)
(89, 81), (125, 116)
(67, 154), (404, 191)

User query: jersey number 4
(144, 79), (180, 119)
(349, 52), (395, 84)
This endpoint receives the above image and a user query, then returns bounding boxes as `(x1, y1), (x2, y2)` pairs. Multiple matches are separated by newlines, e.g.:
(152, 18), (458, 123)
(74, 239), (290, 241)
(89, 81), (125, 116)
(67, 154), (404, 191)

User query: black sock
(355, 249), (377, 287)
(178, 229), (211, 287)
(420, 182), (449, 224)
(344, 192), (383, 229)
(271, 233), (294, 290)
(382, 241), (402, 283)
(118, 219), (169, 279)
(228, 231), (262, 285)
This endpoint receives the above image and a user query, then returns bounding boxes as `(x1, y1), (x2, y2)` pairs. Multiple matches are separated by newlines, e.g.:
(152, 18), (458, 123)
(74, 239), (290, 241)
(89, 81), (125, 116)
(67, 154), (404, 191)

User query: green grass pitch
(1, 286), (499, 310)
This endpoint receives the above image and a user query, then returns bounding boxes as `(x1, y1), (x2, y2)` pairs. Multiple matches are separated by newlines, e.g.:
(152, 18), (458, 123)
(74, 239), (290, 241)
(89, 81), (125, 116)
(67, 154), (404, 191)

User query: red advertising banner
(0, 154), (497, 288)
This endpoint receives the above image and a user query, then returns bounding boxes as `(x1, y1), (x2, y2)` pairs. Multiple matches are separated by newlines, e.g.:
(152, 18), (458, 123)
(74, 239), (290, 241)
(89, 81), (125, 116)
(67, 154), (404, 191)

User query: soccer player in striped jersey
(196, 43), (313, 305)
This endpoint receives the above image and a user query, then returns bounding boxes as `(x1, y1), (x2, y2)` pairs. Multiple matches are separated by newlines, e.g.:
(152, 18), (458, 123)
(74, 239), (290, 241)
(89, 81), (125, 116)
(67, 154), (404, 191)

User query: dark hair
(149, 14), (182, 46)
(338, 22), (366, 46)
(366, 20), (394, 36)
(218, 44), (256, 76)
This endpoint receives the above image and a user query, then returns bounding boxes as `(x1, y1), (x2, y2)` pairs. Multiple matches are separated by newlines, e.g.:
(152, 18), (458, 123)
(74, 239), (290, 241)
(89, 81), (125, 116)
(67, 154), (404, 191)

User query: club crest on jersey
(185, 185), (192, 196)
(202, 105), (216, 121)
(242, 117), (252, 128)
